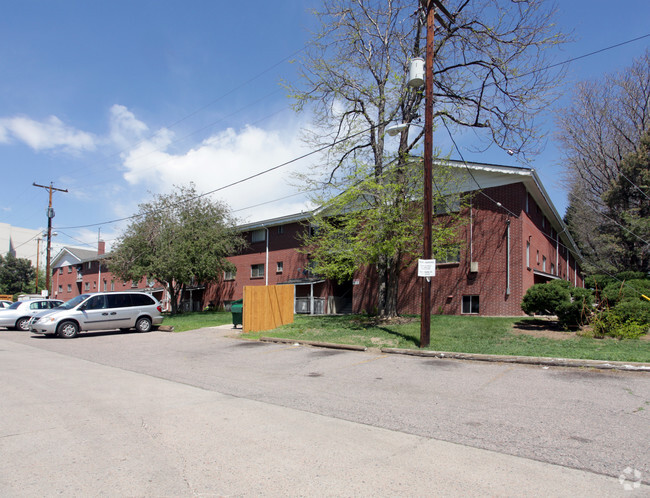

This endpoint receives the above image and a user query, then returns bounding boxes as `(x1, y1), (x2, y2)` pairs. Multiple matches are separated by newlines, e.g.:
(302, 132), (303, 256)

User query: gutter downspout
(506, 219), (511, 296)
(264, 227), (269, 286)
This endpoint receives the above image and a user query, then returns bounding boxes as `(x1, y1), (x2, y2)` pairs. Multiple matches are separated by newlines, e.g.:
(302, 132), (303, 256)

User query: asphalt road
(1, 326), (648, 496)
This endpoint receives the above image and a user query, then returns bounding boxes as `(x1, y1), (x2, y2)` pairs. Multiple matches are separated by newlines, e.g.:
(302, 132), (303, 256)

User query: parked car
(0, 300), (13, 309)
(0, 299), (64, 331)
(29, 291), (164, 338)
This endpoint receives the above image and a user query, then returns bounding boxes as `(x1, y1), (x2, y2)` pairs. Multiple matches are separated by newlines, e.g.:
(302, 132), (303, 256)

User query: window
(251, 229), (266, 243)
(462, 295), (479, 314)
(103, 280), (107, 291)
(85, 294), (107, 310)
(435, 194), (461, 215)
(111, 281), (115, 291)
(87, 262), (92, 269)
(93, 281), (96, 289)
(107, 293), (132, 308)
(131, 280), (138, 288)
(84, 282), (90, 291)
(58, 267), (63, 275)
(551, 263), (555, 275)
(251, 264), (265, 278)
(277, 261), (284, 273)
(542, 256), (547, 272)
(68, 266), (72, 273)
(58, 285), (63, 293)
(436, 244), (460, 264)
(67, 284), (72, 293)
(526, 241), (530, 268)
(536, 250), (540, 265)
(224, 268), (236, 281)
(277, 225), (284, 235)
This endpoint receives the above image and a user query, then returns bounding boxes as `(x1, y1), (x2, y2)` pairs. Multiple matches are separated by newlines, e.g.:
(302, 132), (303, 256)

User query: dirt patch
(352, 316), (418, 327)
(511, 319), (577, 340)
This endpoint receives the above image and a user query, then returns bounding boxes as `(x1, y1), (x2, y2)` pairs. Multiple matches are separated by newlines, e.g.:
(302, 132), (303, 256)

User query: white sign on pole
(418, 259), (436, 277)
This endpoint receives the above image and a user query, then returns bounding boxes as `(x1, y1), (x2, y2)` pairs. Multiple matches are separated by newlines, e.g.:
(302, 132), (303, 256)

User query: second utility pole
(33, 182), (68, 296)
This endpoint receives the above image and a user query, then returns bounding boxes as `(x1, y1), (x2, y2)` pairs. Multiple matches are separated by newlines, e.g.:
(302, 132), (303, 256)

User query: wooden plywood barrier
(243, 285), (294, 333)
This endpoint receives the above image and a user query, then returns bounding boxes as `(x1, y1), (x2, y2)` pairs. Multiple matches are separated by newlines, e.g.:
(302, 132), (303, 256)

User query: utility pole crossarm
(33, 182), (69, 297)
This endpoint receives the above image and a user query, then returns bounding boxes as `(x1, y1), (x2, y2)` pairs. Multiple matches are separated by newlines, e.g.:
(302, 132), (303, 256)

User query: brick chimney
(98, 240), (105, 255)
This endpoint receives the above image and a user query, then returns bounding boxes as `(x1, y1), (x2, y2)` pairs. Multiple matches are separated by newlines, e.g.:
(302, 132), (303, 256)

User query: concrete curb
(380, 347), (650, 372)
(259, 336), (367, 351)
(253, 335), (650, 372)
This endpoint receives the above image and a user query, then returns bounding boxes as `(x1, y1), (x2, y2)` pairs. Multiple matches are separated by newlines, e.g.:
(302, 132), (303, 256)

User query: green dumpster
(231, 299), (243, 328)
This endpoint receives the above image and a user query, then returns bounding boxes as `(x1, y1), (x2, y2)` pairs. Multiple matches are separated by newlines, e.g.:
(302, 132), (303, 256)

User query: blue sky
(1, 1), (649, 256)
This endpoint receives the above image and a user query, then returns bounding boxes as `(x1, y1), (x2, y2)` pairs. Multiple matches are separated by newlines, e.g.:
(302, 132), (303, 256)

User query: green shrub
(521, 282), (570, 315)
(556, 300), (590, 328)
(601, 279), (650, 306)
(613, 300), (650, 327)
(592, 311), (647, 340)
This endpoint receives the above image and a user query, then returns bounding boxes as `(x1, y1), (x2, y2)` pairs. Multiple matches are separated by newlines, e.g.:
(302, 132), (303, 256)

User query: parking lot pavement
(2, 336), (644, 497)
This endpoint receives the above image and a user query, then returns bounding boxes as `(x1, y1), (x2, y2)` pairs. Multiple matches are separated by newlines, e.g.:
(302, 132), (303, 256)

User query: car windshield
(58, 294), (91, 310)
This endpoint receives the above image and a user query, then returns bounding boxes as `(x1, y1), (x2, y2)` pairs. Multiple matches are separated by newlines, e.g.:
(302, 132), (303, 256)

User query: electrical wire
(55, 125), (375, 230)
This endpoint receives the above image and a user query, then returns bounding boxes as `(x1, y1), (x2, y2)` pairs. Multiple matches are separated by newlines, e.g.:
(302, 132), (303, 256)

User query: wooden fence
(243, 285), (294, 333)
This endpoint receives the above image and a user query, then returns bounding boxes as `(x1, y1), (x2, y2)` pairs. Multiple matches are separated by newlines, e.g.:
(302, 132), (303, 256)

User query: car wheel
(16, 317), (30, 331)
(57, 321), (79, 339)
(135, 317), (152, 333)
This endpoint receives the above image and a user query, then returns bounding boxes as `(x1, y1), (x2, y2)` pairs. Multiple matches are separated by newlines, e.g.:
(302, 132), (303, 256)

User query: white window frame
(276, 261), (284, 273)
(251, 264), (265, 279)
(251, 229), (266, 243)
(462, 295), (479, 314)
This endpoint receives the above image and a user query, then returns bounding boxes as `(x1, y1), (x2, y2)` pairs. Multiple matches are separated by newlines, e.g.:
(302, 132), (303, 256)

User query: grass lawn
(161, 311), (650, 363)
(244, 314), (650, 363)
(161, 311), (233, 332)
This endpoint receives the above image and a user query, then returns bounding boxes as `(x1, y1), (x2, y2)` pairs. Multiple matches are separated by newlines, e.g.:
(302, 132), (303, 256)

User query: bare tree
(289, 0), (567, 316)
(558, 50), (650, 273)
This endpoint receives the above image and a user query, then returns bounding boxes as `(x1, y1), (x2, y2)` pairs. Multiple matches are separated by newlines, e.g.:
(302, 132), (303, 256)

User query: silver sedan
(0, 299), (63, 331)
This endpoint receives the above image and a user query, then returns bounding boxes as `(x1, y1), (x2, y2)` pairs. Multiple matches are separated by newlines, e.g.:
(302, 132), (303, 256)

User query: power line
(55, 125), (375, 230)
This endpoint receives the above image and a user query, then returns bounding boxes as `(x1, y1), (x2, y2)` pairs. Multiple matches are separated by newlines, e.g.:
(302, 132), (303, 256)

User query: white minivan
(29, 292), (164, 338)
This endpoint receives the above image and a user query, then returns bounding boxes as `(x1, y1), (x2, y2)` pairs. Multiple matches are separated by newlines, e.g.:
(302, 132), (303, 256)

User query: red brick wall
(351, 182), (582, 316)
(51, 260), (149, 301)
(204, 221), (321, 306)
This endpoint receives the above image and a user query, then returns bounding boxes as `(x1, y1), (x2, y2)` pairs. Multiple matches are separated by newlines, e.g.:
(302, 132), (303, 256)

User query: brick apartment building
(49, 160), (583, 317)
(204, 160), (584, 317)
(50, 241), (168, 308)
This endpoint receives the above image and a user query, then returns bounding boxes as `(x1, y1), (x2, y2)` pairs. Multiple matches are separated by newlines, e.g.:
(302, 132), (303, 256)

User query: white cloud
(0, 115), (96, 152)
(111, 107), (318, 223)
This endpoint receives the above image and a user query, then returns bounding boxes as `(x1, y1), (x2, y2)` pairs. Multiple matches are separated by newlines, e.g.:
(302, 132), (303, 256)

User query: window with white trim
(84, 282), (90, 291)
(542, 256), (547, 272)
(436, 244), (460, 264)
(276, 261), (284, 273)
(462, 295), (479, 314)
(251, 229), (266, 243)
(434, 194), (461, 215)
(251, 264), (265, 278)
(67, 284), (72, 293)
(224, 268), (236, 281)
(526, 241), (530, 268)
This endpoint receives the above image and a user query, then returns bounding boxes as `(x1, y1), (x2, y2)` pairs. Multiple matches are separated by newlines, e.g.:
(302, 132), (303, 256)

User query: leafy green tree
(288, 0), (566, 316)
(303, 160), (465, 315)
(108, 184), (246, 314)
(0, 254), (36, 295)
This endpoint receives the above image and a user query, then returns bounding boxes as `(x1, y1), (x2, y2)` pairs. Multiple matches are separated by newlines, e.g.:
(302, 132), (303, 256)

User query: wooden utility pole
(33, 183), (68, 296)
(419, 0), (453, 348)
(419, 1), (436, 348)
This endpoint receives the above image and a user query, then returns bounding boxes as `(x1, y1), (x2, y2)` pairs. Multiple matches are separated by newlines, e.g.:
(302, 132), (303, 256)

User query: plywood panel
(243, 285), (294, 333)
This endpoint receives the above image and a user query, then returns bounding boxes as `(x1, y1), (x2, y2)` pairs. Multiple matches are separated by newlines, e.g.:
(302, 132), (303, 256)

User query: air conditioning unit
(470, 261), (479, 273)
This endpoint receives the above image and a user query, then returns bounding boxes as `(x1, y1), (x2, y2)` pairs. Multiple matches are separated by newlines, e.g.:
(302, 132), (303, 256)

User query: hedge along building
(208, 159), (584, 316)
